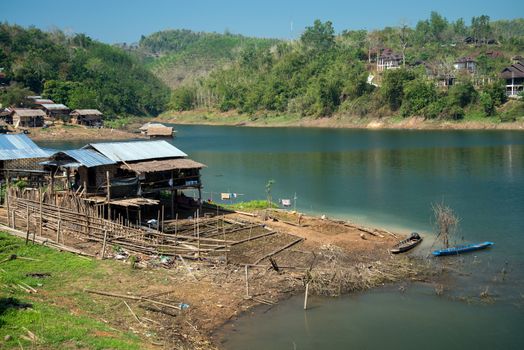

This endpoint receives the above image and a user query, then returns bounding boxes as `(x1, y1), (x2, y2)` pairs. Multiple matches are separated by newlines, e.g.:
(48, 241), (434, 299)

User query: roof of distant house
(501, 62), (524, 79)
(11, 109), (46, 117)
(455, 56), (476, 63)
(84, 140), (187, 162)
(41, 103), (69, 111)
(70, 109), (103, 116)
(0, 133), (51, 160)
(33, 99), (54, 105)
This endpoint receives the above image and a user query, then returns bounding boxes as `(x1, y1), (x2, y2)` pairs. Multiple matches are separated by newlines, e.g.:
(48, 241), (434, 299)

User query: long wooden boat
(432, 241), (494, 256)
(390, 232), (423, 254)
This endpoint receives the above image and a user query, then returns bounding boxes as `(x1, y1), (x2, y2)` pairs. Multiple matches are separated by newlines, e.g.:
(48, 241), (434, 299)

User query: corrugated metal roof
(41, 104), (69, 110)
(0, 134), (51, 160)
(70, 109), (103, 116)
(62, 149), (116, 167)
(84, 140), (187, 162)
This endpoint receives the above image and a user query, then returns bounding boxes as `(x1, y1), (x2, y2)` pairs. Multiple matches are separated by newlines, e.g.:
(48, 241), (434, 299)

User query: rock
(4, 335), (12, 341)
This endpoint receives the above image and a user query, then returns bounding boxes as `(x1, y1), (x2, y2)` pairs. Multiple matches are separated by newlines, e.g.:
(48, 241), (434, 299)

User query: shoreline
(0, 207), (431, 349)
(157, 110), (524, 131)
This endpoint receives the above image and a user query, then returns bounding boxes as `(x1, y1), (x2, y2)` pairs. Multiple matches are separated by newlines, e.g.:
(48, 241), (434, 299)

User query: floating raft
(432, 241), (494, 256)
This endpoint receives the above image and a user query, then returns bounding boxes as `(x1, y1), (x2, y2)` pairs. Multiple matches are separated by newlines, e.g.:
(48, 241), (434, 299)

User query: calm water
(41, 126), (524, 349)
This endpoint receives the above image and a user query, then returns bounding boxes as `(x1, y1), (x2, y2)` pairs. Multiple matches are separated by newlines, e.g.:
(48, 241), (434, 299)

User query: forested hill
(157, 14), (524, 121)
(124, 30), (281, 89)
(0, 23), (169, 116)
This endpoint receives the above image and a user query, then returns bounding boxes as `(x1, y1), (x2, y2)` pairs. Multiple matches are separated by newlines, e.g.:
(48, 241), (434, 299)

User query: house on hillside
(32, 98), (54, 107)
(41, 104), (70, 122)
(454, 57), (476, 73)
(377, 49), (402, 71)
(0, 133), (51, 184)
(500, 59), (524, 97)
(70, 109), (103, 126)
(11, 108), (46, 128)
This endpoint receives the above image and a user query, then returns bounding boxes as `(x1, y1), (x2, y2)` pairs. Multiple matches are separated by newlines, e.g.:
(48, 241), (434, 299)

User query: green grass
(219, 200), (278, 211)
(0, 232), (144, 349)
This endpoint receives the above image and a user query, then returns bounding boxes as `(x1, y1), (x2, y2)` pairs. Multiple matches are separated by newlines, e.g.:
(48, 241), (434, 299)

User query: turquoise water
(42, 126), (524, 349)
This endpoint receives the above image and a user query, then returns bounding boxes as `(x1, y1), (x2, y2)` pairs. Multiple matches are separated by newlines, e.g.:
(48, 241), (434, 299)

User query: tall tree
(300, 20), (335, 53)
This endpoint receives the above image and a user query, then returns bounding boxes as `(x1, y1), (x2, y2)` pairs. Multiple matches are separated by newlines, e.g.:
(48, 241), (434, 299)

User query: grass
(219, 200), (278, 211)
(0, 232), (145, 349)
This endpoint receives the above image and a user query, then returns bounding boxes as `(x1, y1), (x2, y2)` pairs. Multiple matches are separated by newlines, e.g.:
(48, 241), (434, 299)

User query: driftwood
(253, 237), (304, 265)
(84, 289), (182, 310)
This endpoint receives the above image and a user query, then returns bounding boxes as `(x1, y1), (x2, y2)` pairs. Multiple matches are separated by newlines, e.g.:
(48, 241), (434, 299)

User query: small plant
(129, 255), (138, 269)
(265, 179), (275, 208)
(432, 201), (460, 248)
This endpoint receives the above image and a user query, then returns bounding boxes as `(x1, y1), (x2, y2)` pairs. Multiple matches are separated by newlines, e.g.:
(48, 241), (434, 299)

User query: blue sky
(2, 0), (523, 43)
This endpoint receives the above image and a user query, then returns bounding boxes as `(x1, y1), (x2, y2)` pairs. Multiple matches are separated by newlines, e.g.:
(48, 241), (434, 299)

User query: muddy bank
(158, 110), (524, 131)
(1, 205), (432, 349)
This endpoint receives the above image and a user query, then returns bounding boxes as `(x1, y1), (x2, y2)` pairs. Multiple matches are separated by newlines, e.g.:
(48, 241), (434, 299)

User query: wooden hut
(70, 109), (103, 126)
(41, 103), (70, 123)
(11, 108), (46, 128)
(501, 59), (524, 97)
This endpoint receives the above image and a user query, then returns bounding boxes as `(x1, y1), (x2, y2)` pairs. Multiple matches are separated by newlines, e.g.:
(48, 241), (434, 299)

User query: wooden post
(6, 177), (10, 227)
(56, 206), (61, 243)
(101, 228), (108, 259)
(161, 205), (164, 232)
(138, 208), (141, 226)
(156, 210), (160, 233)
(304, 283), (309, 310)
(11, 210), (15, 229)
(38, 188), (42, 243)
(106, 171), (111, 218)
(245, 265), (249, 298)
(196, 209), (200, 258)
(25, 204), (30, 244)
(174, 213), (178, 236)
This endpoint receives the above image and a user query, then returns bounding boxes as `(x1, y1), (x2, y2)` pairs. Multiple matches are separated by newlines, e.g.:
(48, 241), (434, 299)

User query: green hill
(0, 24), (169, 117)
(133, 30), (281, 88)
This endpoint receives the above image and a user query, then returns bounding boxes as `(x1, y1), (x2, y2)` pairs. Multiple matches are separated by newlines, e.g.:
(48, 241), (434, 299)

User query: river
(41, 125), (524, 349)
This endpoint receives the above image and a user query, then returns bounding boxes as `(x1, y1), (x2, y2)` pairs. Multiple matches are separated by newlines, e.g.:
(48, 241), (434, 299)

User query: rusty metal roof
(84, 140), (187, 162)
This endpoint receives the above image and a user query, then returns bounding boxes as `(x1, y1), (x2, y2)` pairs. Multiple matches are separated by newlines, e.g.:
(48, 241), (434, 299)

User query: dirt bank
(158, 110), (524, 131)
(20, 125), (143, 142)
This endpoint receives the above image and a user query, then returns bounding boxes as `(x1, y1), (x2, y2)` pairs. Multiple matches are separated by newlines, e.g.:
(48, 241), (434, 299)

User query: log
(84, 289), (181, 310)
(253, 238), (304, 265)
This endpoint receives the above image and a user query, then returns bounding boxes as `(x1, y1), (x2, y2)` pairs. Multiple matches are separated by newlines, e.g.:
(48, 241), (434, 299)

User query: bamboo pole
(304, 283), (309, 310)
(244, 265), (249, 297)
(101, 228), (108, 259)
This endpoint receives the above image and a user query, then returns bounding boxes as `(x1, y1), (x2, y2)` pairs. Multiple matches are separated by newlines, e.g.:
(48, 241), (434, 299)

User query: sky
(2, 0), (523, 44)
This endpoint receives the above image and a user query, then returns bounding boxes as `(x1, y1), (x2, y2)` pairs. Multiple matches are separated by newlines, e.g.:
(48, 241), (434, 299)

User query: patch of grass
(0, 233), (144, 349)
(220, 200), (278, 211)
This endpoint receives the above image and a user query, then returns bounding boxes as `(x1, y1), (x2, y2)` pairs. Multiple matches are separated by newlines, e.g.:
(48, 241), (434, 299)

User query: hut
(139, 122), (174, 138)
(70, 109), (103, 126)
(453, 57), (476, 73)
(377, 48), (402, 71)
(0, 133), (51, 184)
(41, 103), (70, 123)
(11, 108), (46, 128)
(83, 140), (205, 216)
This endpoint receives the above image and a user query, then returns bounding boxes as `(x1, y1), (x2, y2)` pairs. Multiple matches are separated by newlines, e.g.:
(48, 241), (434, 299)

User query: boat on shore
(432, 241), (494, 256)
(390, 232), (423, 254)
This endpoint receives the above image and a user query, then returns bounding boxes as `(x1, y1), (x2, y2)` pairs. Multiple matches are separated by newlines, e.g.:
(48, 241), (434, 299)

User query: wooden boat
(390, 232), (423, 254)
(432, 241), (494, 256)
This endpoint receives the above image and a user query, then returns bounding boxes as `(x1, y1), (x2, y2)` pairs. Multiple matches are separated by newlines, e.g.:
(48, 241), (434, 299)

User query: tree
(0, 84), (33, 107)
(301, 20), (335, 53)
(432, 202), (459, 248)
(429, 11), (448, 41)
(266, 180), (275, 208)
(471, 15), (492, 44)
(398, 21), (411, 66)
(381, 68), (416, 111)
(400, 79), (437, 117)
(448, 82), (477, 108)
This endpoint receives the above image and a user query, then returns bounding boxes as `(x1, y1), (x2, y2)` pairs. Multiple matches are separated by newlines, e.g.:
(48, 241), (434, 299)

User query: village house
(70, 109), (103, 126)
(41, 103), (70, 123)
(377, 49), (402, 71)
(0, 108), (12, 124)
(11, 108), (46, 128)
(500, 58), (524, 97)
(453, 57), (476, 73)
(31, 98), (54, 107)
(0, 133), (51, 184)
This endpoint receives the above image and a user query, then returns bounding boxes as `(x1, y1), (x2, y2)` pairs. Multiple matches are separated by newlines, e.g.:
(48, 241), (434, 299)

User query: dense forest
(156, 13), (524, 121)
(0, 23), (170, 117)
